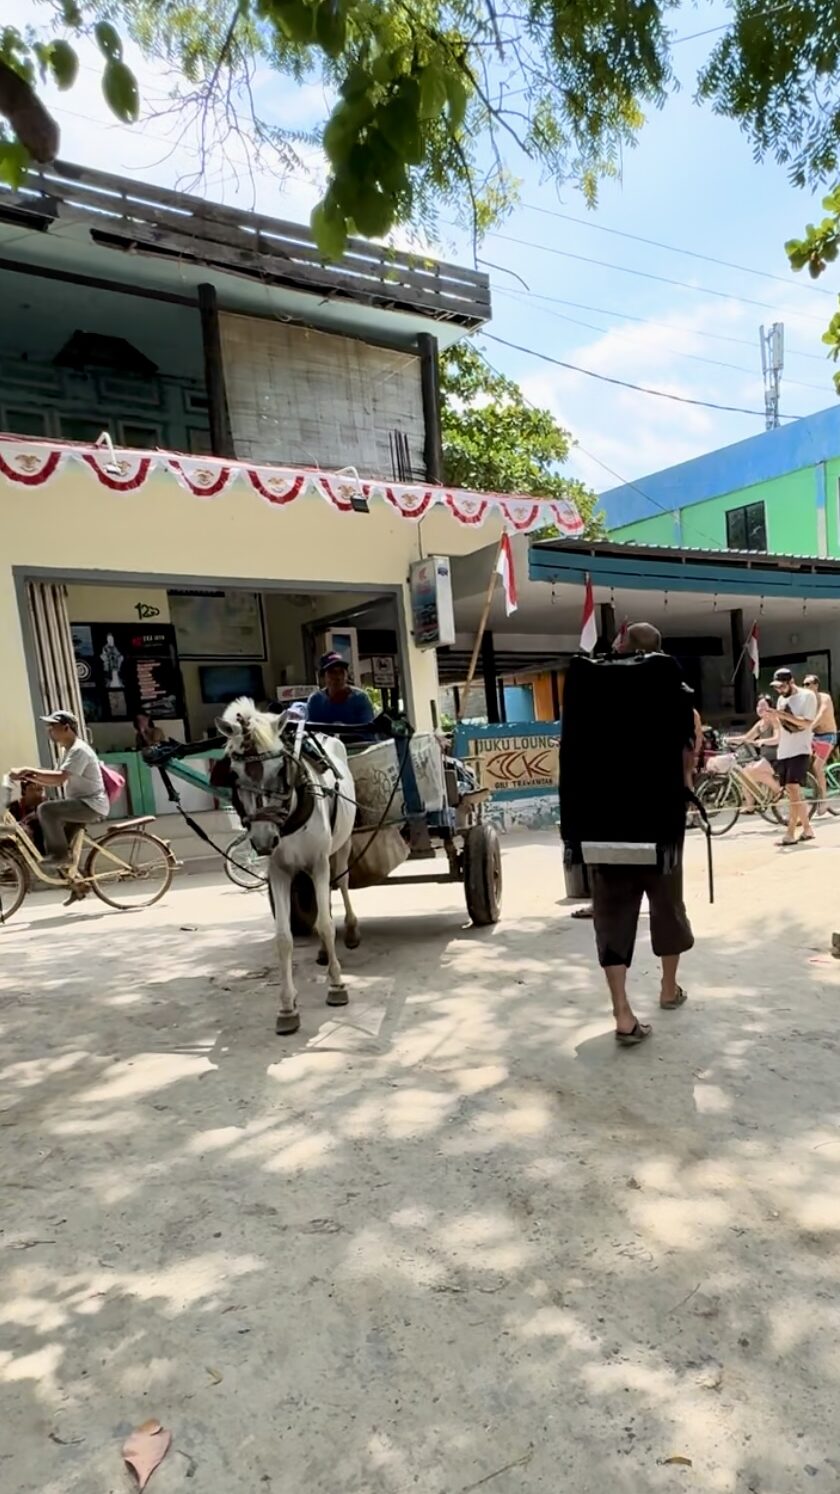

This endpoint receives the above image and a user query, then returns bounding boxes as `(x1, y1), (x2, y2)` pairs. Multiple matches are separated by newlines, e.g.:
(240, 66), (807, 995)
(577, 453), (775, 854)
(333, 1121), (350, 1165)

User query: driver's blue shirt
(306, 687), (375, 732)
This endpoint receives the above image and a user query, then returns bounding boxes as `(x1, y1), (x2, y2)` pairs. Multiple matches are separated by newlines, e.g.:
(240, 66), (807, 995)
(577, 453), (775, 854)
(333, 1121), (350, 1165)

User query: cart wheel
(290, 872), (318, 936)
(463, 823), (502, 926)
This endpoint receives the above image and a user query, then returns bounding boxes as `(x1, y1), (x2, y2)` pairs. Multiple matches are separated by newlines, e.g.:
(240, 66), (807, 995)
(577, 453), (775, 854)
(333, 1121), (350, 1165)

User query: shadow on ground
(2, 837), (840, 1493)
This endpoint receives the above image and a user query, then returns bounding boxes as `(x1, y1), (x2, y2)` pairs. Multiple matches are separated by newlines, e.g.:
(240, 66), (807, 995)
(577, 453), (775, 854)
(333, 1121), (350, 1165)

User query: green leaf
(350, 183), (393, 238)
(49, 39), (78, 91)
(418, 66), (447, 121)
(274, 0), (317, 44)
(311, 199), (347, 259)
(60, 0), (82, 25)
(0, 139), (29, 189)
(102, 58), (139, 123)
(315, 0), (346, 58)
(444, 73), (468, 130)
(95, 21), (123, 60)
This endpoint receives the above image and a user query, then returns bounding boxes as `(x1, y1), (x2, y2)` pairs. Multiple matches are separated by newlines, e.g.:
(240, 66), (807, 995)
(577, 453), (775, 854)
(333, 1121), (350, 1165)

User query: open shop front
(2, 438), (584, 842)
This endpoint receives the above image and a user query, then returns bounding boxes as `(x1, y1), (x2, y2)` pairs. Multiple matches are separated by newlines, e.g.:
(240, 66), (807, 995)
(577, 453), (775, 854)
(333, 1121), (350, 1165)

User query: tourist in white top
(9, 709), (108, 868)
(766, 669), (818, 846)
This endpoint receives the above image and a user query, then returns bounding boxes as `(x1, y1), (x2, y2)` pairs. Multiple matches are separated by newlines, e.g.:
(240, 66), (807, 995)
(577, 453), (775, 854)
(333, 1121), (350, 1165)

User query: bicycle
(0, 777), (176, 922)
(693, 758), (819, 842)
(224, 829), (268, 891)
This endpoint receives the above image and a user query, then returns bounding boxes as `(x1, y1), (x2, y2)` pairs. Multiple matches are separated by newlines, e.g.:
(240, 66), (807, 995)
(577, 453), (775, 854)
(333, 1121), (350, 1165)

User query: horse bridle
(229, 718), (323, 837)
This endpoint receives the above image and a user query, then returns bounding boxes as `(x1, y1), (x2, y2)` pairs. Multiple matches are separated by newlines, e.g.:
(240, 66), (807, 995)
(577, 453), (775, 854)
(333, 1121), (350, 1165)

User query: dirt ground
(3, 821), (840, 1493)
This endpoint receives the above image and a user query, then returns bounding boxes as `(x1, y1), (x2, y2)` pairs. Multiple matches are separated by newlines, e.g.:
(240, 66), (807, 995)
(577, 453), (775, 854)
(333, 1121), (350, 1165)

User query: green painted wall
(610, 464), (825, 555)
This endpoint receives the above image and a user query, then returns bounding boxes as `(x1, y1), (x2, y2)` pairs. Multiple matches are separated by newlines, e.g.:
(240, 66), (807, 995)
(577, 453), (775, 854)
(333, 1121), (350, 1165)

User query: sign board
(409, 555), (455, 648)
(371, 655), (396, 688)
(276, 684), (313, 703)
(72, 622), (184, 723)
(452, 722), (562, 799)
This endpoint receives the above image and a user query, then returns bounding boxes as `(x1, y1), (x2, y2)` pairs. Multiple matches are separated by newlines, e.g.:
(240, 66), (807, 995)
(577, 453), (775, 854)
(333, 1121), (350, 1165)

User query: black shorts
(776, 755), (809, 787)
(590, 861), (694, 970)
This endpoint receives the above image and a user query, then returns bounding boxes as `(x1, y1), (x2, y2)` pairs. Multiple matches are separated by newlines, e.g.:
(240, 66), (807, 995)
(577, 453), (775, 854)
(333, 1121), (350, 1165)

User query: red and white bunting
(746, 622), (760, 679)
(0, 437), (585, 535)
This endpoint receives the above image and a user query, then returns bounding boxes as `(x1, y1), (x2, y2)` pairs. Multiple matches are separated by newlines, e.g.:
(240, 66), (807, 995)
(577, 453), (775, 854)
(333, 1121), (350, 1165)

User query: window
(726, 501), (767, 552)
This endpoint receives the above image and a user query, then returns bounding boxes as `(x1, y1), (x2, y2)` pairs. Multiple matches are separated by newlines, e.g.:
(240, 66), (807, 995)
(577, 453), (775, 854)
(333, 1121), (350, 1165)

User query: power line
(482, 229), (829, 324)
(517, 201), (835, 298)
(490, 286), (831, 394)
(670, 2), (794, 46)
(475, 346), (738, 551)
(488, 284), (830, 364)
(483, 331), (803, 419)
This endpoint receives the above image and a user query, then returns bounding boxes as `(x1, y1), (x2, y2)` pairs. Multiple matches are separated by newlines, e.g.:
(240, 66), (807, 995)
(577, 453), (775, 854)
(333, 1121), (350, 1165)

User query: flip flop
(571, 906), (594, 920)
(615, 1022), (652, 1047)
(776, 837), (798, 847)
(661, 985), (688, 1010)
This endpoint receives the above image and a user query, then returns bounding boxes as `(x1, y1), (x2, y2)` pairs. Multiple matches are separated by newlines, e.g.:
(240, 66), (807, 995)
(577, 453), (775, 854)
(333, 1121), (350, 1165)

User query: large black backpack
(560, 652), (695, 868)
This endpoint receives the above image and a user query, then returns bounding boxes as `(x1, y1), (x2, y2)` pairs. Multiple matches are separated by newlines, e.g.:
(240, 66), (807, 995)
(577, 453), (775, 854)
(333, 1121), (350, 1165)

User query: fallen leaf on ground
(206, 1367), (223, 1385)
(122, 1419), (172, 1491)
(658, 1455), (693, 1467)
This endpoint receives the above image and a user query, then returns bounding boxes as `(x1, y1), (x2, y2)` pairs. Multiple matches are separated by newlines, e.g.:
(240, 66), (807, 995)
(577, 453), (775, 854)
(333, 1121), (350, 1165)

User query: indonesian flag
(496, 531), (518, 615)
(746, 622), (760, 679)
(580, 574), (597, 653)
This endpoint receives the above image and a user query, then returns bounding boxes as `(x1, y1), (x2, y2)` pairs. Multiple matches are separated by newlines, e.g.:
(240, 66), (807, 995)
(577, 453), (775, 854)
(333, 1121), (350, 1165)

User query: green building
(601, 404), (840, 557)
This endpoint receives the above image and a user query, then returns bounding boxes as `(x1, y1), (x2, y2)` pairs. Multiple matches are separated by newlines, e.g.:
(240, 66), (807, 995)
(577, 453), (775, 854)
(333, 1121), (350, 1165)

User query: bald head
(625, 622), (662, 654)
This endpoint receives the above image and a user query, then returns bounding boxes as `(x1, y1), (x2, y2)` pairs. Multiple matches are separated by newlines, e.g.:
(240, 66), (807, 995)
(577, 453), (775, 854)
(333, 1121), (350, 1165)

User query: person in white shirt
(10, 709), (109, 868)
(766, 669), (818, 846)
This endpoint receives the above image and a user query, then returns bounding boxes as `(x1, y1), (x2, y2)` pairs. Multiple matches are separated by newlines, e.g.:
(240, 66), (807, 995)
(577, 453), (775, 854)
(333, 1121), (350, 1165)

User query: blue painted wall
(599, 404), (840, 531)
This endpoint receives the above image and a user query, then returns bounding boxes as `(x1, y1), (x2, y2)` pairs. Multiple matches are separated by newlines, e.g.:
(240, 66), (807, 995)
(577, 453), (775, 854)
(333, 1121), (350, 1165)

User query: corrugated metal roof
(531, 536), (840, 572)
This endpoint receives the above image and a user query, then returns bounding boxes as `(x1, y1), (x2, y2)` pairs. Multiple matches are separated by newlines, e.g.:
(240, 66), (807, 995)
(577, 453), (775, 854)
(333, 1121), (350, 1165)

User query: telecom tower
(759, 322), (784, 430)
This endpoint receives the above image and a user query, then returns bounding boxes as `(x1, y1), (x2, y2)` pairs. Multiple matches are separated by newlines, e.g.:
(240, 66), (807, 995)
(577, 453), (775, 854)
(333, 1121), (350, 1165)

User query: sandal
(776, 837), (798, 847)
(571, 905), (594, 920)
(661, 985), (688, 1010)
(615, 1022), (652, 1047)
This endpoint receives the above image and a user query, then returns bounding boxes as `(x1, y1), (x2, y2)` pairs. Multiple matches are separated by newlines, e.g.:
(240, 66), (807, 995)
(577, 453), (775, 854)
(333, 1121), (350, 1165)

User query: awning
(0, 437), (584, 536)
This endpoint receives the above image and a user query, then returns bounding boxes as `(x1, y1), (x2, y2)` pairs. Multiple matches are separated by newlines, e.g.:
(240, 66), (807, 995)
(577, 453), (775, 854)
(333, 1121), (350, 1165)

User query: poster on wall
(72, 623), (184, 723)
(168, 589), (265, 659)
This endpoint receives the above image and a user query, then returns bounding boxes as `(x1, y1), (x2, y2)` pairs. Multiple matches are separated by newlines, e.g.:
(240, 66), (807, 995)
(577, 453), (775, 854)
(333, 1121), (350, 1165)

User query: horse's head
(217, 698), (299, 854)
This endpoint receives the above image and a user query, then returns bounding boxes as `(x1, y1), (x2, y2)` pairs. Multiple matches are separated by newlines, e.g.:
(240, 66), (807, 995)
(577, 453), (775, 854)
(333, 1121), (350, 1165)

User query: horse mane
(221, 697), (278, 754)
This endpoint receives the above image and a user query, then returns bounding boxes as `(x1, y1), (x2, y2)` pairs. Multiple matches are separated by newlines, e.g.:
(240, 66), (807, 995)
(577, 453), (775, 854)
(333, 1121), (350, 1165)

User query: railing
(0, 160), (491, 329)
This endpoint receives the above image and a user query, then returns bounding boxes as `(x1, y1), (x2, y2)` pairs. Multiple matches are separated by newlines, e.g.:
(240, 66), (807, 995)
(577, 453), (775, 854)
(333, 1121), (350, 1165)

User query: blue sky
(21, 0), (840, 492)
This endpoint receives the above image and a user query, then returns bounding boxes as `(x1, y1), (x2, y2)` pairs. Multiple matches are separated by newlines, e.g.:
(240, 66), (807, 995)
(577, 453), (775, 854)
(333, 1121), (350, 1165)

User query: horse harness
(229, 724), (342, 837)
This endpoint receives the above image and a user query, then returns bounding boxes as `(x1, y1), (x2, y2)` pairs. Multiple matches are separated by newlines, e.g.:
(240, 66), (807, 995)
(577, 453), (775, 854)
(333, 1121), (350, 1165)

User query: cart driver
(306, 652), (376, 740)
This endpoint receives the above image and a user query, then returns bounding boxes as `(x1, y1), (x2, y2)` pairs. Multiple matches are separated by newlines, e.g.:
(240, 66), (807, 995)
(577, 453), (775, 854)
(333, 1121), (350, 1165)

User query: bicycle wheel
(85, 830), (174, 910)
(820, 761), (840, 816)
(0, 846), (28, 923)
(773, 772), (820, 827)
(224, 831), (267, 891)
(696, 774), (741, 835)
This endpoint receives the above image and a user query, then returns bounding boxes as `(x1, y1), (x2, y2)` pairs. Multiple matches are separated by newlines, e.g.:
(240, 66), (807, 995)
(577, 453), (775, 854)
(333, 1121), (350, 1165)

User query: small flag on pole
(580, 574), (597, 654)
(746, 622), (760, 679)
(496, 532), (518, 615)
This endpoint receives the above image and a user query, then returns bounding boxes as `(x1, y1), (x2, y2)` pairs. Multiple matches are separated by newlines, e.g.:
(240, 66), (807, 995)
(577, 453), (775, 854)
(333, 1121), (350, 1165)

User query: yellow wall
(1, 467), (500, 764)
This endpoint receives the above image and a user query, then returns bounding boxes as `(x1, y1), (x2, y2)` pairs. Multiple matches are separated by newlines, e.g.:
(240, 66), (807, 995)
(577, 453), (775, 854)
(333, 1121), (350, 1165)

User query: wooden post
(457, 534), (503, 720)
(482, 631), (501, 722)
(198, 282), (234, 458)
(418, 332), (443, 484)
(730, 607), (753, 714)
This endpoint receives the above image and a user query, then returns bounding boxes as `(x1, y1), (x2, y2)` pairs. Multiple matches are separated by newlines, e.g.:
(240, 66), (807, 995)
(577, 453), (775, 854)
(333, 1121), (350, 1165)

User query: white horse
(217, 699), (359, 1035)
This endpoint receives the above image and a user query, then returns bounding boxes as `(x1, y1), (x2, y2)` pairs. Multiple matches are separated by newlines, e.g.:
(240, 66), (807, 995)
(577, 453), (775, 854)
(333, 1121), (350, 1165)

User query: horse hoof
(326, 986), (349, 1007)
(275, 1010), (301, 1035)
(343, 927), (361, 950)
(316, 948), (329, 967)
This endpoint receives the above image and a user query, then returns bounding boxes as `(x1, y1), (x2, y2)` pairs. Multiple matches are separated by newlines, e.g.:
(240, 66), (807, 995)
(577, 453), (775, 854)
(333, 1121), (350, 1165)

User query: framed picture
(169, 589), (266, 660)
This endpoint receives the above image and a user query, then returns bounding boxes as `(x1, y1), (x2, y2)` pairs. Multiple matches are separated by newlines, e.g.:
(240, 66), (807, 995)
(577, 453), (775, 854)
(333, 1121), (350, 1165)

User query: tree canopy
(4, 2), (840, 258)
(440, 342), (601, 535)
